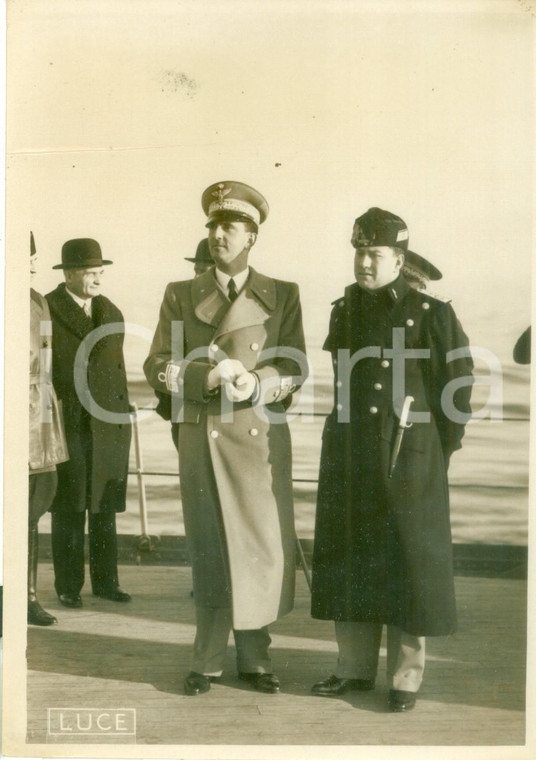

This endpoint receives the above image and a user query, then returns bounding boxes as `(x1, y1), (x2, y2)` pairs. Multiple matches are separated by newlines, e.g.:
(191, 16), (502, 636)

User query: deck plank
(27, 562), (526, 747)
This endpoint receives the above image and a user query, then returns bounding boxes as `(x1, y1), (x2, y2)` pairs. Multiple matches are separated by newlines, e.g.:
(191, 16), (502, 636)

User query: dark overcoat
(144, 267), (307, 630)
(46, 283), (131, 514)
(311, 274), (473, 636)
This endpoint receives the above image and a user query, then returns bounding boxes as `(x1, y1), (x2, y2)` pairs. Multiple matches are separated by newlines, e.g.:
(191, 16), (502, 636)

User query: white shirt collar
(214, 267), (249, 296)
(66, 287), (92, 315)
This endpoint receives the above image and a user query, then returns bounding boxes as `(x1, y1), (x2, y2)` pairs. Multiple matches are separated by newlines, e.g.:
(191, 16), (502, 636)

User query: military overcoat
(311, 274), (473, 636)
(144, 267), (307, 630)
(46, 283), (131, 514)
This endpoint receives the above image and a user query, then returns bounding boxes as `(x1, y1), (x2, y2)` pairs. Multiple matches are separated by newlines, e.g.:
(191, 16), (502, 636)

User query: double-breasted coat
(46, 283), (131, 514)
(144, 267), (307, 630)
(311, 274), (473, 636)
(30, 288), (69, 474)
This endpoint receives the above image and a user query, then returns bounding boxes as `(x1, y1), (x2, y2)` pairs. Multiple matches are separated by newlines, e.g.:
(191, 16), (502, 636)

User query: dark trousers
(51, 510), (119, 596)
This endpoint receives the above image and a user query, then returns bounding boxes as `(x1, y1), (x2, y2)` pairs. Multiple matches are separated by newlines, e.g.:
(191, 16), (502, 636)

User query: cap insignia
(212, 183), (231, 207)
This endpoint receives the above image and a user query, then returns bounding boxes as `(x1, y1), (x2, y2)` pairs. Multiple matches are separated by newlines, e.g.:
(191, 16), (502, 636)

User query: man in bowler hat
(310, 208), (473, 712)
(145, 181), (308, 696)
(46, 239), (132, 608)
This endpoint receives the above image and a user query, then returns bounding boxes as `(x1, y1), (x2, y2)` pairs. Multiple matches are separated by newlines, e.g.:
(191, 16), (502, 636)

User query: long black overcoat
(46, 283), (131, 514)
(311, 275), (473, 636)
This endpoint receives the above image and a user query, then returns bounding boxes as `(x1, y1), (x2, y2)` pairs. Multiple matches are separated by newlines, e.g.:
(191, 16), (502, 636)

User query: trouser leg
(233, 627), (272, 674)
(386, 626), (426, 692)
(51, 510), (86, 596)
(334, 621), (383, 680)
(28, 521), (39, 603)
(88, 512), (119, 593)
(190, 606), (233, 677)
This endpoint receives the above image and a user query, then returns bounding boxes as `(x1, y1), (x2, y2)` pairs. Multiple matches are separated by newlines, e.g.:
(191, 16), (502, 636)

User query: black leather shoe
(184, 671), (214, 696)
(311, 674), (375, 696)
(58, 593), (83, 608)
(93, 587), (132, 603)
(28, 600), (58, 626)
(238, 672), (280, 693)
(388, 689), (417, 712)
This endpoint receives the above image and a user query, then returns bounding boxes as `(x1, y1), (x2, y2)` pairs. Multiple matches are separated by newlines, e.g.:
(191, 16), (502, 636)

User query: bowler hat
(202, 180), (269, 229)
(352, 207), (442, 281)
(52, 238), (113, 270)
(185, 238), (213, 264)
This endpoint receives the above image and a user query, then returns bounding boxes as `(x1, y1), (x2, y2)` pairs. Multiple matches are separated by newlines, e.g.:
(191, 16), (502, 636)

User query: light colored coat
(144, 267), (308, 629)
(29, 288), (68, 473)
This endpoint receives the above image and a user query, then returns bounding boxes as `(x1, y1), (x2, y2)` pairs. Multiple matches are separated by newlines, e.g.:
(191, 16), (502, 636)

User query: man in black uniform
(311, 208), (473, 712)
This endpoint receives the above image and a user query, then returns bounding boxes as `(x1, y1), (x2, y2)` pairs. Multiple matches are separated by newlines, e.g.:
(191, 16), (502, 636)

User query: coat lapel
(46, 283), (94, 341)
(191, 271), (229, 327)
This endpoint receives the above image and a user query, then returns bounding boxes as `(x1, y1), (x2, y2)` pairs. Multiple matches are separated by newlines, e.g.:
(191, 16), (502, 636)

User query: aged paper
(3, 0), (535, 758)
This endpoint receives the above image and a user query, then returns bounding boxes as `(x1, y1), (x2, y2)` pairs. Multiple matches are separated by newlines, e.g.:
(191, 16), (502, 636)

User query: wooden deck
(26, 561), (527, 748)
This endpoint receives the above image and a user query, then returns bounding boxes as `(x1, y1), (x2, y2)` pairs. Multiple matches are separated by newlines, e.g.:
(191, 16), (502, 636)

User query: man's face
(65, 267), (105, 299)
(354, 246), (403, 291)
(207, 220), (256, 274)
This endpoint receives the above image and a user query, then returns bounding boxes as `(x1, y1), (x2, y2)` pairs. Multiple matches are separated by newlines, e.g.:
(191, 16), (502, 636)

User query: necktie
(228, 278), (238, 303)
(83, 301), (91, 318)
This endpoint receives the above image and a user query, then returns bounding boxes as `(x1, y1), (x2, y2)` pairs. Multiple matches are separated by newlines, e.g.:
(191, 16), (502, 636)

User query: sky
(6, 0), (534, 389)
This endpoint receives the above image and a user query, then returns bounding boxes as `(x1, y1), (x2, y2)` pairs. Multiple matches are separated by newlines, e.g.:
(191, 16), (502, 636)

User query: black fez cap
(352, 207), (442, 281)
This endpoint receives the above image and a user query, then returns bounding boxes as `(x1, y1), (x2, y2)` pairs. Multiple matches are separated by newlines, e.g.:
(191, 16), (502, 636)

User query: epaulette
(422, 290), (452, 304)
(331, 296), (345, 306)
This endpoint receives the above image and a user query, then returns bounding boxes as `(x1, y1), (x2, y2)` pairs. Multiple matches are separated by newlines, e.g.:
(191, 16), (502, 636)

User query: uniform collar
(191, 266), (276, 326)
(351, 273), (410, 303)
(214, 266), (250, 295)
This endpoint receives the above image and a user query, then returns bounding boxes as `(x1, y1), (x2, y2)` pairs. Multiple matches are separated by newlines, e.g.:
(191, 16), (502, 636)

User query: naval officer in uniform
(310, 207), (473, 712)
(144, 181), (308, 696)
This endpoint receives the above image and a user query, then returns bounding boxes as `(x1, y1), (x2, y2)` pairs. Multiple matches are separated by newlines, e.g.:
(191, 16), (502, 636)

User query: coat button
(381, 359), (390, 368)
(250, 342), (259, 351)
(422, 302), (430, 310)
(369, 406), (378, 414)
(406, 318), (414, 327)
(210, 344), (219, 353)
(336, 380), (343, 388)
(249, 428), (259, 437)
(336, 403), (343, 411)
(374, 382), (382, 390)
(210, 430), (219, 439)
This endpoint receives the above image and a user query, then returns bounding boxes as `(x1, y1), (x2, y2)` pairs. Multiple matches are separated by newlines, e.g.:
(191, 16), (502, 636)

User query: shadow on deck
(26, 555), (527, 748)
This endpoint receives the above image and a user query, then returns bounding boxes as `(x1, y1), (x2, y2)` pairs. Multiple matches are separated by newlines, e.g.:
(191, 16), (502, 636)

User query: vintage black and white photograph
(2, 1), (534, 758)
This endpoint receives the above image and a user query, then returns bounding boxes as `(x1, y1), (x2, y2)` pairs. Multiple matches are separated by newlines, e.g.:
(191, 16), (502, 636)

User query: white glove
(224, 371), (257, 402)
(207, 359), (247, 391)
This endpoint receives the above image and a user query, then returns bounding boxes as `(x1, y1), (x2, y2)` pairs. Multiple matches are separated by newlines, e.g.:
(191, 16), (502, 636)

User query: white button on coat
(406, 319), (415, 327)
(250, 342), (259, 351)
(210, 344), (219, 353)
(381, 359), (390, 368)
(210, 430), (219, 439)
(374, 382), (382, 390)
(249, 428), (259, 437)
(369, 406), (378, 414)
(422, 302), (430, 310)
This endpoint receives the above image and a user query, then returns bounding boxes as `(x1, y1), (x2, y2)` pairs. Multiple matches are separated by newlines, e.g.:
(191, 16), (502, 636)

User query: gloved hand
(224, 371), (257, 402)
(206, 359), (248, 391)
